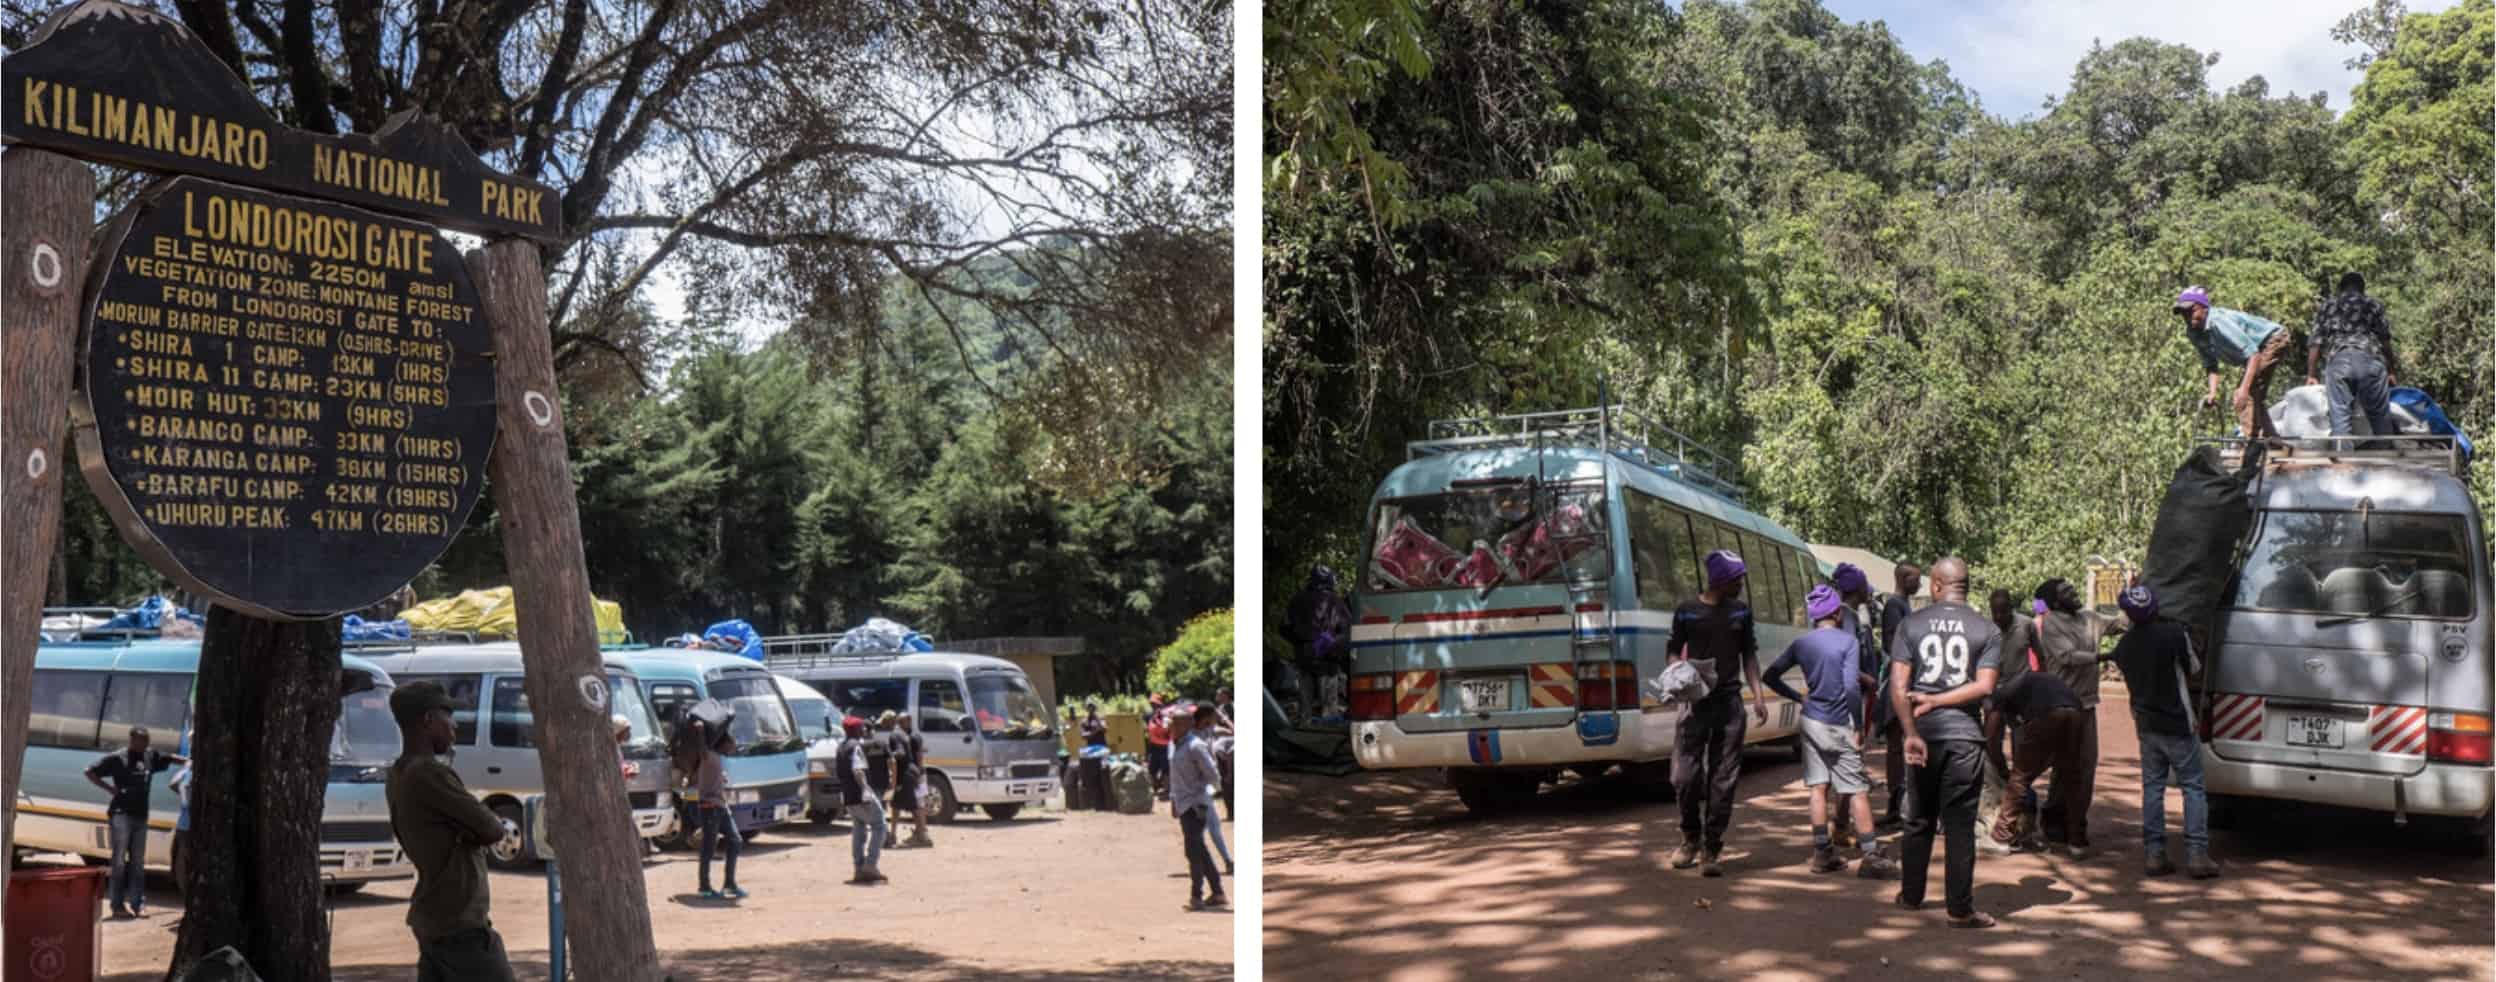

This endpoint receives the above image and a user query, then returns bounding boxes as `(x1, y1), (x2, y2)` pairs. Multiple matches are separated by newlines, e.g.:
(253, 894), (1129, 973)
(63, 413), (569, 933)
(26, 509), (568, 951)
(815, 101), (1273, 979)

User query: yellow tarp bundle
(401, 586), (631, 644)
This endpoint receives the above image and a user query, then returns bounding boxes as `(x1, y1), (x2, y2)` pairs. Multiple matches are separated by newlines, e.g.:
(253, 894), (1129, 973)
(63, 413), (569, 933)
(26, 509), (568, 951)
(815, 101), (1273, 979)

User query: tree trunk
(168, 608), (341, 982)
(1, 146), (94, 912)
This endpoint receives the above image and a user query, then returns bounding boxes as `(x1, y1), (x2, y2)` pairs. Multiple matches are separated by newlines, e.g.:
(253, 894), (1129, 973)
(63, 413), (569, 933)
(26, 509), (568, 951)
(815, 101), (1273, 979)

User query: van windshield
(969, 674), (1055, 740)
(2233, 510), (2475, 620)
(707, 675), (800, 754)
(1364, 482), (1608, 594)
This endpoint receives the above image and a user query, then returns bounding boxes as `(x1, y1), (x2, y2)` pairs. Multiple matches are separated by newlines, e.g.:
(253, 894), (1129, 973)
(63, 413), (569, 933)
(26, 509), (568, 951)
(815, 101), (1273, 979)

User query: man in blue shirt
(1765, 585), (1899, 878)
(2175, 285), (2289, 440)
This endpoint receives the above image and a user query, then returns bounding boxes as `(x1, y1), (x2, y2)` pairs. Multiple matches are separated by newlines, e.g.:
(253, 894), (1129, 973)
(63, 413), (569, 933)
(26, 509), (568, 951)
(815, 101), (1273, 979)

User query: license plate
(777, 803), (798, 821)
(2285, 715), (2343, 749)
(343, 849), (372, 871)
(1459, 679), (1509, 713)
(733, 788), (758, 804)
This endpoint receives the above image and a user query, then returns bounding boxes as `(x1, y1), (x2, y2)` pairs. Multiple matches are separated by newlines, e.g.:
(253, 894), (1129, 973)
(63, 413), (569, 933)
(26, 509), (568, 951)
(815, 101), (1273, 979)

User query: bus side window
(29, 669), (104, 750)
(1739, 532), (1794, 626)
(99, 672), (191, 750)
(490, 676), (534, 748)
(1624, 490), (1698, 608)
(919, 679), (967, 734)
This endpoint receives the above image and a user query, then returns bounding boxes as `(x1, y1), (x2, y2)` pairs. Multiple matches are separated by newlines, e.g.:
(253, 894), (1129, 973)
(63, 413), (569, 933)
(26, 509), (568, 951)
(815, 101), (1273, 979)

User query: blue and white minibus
(1346, 406), (1821, 813)
(615, 649), (810, 843)
(16, 638), (414, 889)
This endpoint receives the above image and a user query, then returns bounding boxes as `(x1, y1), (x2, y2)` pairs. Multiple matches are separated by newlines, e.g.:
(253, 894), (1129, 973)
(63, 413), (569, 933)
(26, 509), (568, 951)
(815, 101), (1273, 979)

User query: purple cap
(2119, 585), (2159, 624)
(1832, 563), (1869, 596)
(1704, 550), (1746, 588)
(1806, 584), (1842, 623)
(2032, 598), (2048, 616)
(2174, 286), (2210, 310)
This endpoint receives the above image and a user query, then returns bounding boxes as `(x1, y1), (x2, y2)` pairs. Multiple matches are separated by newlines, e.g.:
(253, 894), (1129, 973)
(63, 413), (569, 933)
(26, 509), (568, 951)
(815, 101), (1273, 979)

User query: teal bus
(1347, 406), (1821, 813)
(615, 649), (810, 842)
(15, 637), (415, 890)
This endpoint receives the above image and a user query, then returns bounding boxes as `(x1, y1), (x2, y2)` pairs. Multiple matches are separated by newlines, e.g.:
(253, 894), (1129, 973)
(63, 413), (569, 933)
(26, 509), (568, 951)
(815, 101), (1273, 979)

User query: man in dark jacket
(2306, 271), (2398, 440)
(1669, 550), (1767, 878)
(1874, 562), (1923, 832)
(386, 682), (517, 980)
(1281, 565), (1352, 720)
(2109, 585), (2220, 879)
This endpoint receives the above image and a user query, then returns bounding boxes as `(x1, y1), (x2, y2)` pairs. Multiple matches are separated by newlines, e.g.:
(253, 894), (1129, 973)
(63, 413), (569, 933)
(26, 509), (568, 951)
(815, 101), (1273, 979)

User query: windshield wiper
(2317, 590), (2420, 628)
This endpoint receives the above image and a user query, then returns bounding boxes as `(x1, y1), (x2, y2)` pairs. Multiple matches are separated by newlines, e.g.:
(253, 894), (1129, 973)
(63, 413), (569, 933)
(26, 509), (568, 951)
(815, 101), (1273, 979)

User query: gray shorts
(1799, 717), (1869, 794)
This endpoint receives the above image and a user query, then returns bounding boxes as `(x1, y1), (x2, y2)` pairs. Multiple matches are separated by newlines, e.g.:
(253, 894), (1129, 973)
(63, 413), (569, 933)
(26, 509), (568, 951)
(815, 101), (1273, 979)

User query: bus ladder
(1563, 568), (1622, 742)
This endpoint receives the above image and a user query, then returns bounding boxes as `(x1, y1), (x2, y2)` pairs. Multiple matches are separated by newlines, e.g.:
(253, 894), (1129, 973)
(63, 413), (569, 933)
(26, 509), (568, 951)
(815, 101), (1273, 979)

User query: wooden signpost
(1, 2), (660, 979)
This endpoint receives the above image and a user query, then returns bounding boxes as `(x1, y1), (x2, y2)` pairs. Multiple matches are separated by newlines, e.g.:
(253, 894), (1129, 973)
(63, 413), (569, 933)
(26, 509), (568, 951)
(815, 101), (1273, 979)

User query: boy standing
(2108, 585), (2220, 879)
(1763, 585), (1899, 878)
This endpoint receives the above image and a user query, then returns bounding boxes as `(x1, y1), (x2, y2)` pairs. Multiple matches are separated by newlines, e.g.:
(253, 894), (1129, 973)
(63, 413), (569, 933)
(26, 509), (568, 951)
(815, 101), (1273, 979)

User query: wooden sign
(2, 0), (562, 242)
(72, 176), (497, 620)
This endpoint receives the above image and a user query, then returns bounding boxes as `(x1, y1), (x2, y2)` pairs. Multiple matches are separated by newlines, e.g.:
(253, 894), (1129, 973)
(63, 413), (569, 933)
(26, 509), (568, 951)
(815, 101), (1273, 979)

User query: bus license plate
(1459, 679), (1509, 713)
(343, 849), (373, 872)
(2286, 715), (2342, 749)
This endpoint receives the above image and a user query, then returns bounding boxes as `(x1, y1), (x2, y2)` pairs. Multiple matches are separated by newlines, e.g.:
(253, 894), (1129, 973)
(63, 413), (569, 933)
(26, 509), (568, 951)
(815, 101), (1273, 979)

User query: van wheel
(925, 774), (960, 824)
(981, 804), (1024, 821)
(486, 801), (533, 870)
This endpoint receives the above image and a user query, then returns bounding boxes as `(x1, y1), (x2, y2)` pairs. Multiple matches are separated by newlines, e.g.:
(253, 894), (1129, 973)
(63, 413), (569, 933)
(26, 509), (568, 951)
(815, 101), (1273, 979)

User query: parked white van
(764, 641), (1059, 822)
(770, 674), (847, 822)
(2203, 435), (2493, 853)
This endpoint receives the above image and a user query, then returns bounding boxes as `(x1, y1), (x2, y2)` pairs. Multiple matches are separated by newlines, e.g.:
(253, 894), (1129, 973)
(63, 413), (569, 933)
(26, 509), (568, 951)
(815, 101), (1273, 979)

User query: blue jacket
(2190, 307), (2284, 372)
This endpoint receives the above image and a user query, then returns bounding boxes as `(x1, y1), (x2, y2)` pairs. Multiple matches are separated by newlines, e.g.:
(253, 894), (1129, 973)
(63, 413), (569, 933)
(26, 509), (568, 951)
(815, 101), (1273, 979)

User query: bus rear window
(1365, 484), (1608, 593)
(2233, 510), (2475, 620)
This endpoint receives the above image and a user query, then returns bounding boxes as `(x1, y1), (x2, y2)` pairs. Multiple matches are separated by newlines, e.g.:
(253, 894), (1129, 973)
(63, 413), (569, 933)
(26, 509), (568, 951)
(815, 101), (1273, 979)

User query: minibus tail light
(1349, 673), (1396, 721)
(2426, 712), (2494, 765)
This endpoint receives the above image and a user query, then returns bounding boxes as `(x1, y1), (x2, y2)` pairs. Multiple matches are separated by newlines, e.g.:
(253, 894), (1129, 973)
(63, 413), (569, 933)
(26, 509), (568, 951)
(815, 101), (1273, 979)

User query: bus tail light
(1574, 663), (1636, 711)
(1349, 673), (1396, 721)
(2426, 712), (2493, 765)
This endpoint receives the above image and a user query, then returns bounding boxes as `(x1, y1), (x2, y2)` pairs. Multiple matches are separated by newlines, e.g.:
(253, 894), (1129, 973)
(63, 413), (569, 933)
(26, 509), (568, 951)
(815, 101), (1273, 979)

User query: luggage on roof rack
(1408, 404), (1747, 503)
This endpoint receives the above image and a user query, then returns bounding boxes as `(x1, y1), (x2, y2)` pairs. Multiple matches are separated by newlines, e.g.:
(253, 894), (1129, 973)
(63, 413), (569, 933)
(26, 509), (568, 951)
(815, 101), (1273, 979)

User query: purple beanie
(1832, 563), (1869, 596)
(2174, 285), (2210, 311)
(1805, 584), (1842, 623)
(1704, 550), (1746, 588)
(2119, 585), (2158, 624)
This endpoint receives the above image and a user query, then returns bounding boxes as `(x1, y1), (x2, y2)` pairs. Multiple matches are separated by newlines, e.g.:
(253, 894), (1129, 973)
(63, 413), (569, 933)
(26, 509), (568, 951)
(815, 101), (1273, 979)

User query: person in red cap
(1146, 694), (1175, 798)
(835, 715), (888, 883)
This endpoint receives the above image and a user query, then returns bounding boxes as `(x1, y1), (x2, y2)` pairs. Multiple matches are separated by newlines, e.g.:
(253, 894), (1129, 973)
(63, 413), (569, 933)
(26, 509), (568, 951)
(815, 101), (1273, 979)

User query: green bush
(1058, 691), (1152, 717)
(1144, 609), (1235, 701)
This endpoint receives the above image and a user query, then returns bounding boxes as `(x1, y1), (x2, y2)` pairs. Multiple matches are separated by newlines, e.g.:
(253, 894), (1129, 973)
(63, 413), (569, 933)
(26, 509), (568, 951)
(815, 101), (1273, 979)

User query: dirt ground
(71, 801), (1233, 980)
(1264, 697), (2494, 982)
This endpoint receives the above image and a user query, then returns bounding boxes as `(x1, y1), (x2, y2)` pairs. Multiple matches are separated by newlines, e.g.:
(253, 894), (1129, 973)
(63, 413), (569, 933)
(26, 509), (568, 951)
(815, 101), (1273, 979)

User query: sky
(1819, 0), (2460, 120)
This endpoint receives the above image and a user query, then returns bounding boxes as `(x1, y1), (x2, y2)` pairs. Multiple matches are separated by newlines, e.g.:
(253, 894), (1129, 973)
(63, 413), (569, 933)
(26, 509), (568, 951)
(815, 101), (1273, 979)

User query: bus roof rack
(758, 633), (930, 672)
(2198, 434), (2465, 478)
(1411, 405), (1747, 504)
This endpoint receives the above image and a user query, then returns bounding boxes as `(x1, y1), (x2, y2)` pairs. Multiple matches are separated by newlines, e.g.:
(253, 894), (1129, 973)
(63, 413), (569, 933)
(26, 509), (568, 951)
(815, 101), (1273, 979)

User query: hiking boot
(908, 833), (934, 848)
(2186, 850), (2221, 879)
(1699, 848), (1725, 878)
(2066, 844), (2094, 861)
(1875, 815), (1904, 835)
(2144, 851), (2177, 877)
(1670, 842), (1702, 869)
(1856, 846), (1898, 879)
(1809, 846), (1846, 873)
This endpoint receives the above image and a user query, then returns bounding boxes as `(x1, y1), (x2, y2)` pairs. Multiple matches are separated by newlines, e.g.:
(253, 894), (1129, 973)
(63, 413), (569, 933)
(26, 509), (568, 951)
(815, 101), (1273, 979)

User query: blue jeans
(2138, 729), (2208, 856)
(697, 804), (740, 892)
(849, 799), (887, 875)
(2323, 348), (2393, 439)
(107, 812), (148, 911)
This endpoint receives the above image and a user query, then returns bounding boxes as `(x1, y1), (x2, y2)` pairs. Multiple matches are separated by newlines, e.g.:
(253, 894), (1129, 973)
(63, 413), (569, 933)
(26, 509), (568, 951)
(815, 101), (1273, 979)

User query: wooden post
(471, 239), (663, 980)
(1, 145), (94, 906)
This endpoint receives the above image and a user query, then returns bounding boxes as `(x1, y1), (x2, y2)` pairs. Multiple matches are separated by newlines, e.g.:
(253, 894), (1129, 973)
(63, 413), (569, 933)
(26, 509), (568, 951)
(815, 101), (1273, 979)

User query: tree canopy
(1265, 0), (2493, 650)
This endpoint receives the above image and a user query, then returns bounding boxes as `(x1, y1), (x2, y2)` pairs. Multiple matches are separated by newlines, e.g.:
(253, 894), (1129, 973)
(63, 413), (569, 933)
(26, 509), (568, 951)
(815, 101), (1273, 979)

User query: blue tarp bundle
(702, 619), (764, 660)
(342, 615), (412, 641)
(2391, 387), (2475, 460)
(100, 596), (202, 632)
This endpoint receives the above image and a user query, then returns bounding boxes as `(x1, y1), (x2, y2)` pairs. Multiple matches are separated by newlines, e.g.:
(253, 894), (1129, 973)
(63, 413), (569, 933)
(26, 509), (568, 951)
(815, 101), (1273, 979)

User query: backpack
(860, 733), (893, 794)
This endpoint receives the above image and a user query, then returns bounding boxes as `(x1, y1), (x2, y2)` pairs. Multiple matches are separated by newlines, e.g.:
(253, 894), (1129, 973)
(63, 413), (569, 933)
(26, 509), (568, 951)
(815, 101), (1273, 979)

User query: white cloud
(1828, 0), (2458, 119)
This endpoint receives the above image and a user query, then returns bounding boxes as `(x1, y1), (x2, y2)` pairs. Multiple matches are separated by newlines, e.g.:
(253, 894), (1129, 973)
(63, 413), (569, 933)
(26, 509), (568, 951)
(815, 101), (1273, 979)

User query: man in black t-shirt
(86, 727), (185, 919)
(1888, 557), (2000, 928)
(1874, 563), (1922, 832)
(885, 713), (933, 849)
(1981, 666), (2085, 853)
(1667, 549), (1766, 878)
(2109, 585), (2219, 879)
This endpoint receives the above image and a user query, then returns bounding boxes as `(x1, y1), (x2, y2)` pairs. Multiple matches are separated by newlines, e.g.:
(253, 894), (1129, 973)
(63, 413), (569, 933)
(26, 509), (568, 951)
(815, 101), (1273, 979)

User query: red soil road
(1264, 697), (2494, 982)
(70, 804), (1232, 981)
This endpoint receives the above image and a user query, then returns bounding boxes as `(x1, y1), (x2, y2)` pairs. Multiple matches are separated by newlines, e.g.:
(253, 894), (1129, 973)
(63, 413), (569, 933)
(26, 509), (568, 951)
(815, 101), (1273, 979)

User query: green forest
(1266, 0), (2493, 650)
(54, 254), (1232, 695)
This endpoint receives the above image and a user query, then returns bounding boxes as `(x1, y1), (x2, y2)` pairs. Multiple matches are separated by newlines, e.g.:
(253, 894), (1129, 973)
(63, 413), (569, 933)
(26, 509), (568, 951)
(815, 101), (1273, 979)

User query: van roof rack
(2200, 434), (2465, 478)
(1410, 404), (1747, 503)
(758, 633), (931, 672)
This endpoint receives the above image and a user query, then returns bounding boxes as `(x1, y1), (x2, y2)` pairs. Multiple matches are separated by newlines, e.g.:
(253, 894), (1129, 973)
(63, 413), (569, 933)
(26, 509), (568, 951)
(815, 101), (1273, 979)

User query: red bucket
(5, 866), (106, 982)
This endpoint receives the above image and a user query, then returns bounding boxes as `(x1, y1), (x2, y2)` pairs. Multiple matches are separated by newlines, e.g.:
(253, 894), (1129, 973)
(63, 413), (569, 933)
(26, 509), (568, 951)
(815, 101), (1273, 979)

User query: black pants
(1180, 805), (1223, 901)
(1673, 693), (1747, 849)
(1883, 717), (1907, 820)
(416, 926), (516, 982)
(1900, 738), (1984, 918)
(2037, 710), (2098, 846)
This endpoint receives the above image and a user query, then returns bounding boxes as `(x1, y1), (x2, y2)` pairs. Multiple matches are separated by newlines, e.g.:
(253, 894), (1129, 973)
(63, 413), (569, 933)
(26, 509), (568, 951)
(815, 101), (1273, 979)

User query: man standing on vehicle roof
(2306, 272), (2399, 441)
(1876, 563), (1922, 833)
(2108, 585), (2220, 879)
(1668, 549), (1767, 878)
(385, 681), (518, 980)
(1764, 584), (1900, 879)
(2175, 285), (2290, 441)
(1890, 557), (2002, 929)
(85, 726), (184, 920)
(2019, 577), (2126, 858)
